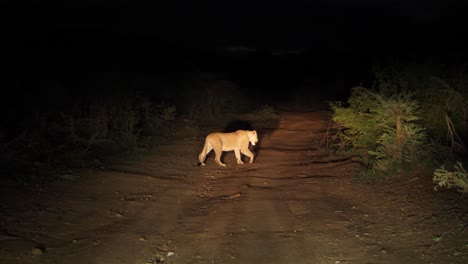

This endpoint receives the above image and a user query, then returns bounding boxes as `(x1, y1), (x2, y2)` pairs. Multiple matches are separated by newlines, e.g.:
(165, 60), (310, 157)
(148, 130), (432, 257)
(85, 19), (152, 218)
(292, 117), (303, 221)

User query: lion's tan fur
(198, 130), (258, 167)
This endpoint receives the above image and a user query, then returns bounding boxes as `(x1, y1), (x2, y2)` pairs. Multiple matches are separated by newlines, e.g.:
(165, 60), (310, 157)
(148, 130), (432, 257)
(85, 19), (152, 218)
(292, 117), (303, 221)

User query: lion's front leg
(234, 149), (244, 164)
(241, 147), (255, 163)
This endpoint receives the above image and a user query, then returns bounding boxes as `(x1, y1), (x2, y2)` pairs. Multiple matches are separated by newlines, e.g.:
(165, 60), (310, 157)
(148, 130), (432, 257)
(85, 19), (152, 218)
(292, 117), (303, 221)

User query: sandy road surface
(3, 110), (462, 264)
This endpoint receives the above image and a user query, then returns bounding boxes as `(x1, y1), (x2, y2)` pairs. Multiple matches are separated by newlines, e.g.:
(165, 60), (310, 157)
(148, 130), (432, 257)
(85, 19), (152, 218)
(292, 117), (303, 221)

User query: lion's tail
(198, 140), (209, 166)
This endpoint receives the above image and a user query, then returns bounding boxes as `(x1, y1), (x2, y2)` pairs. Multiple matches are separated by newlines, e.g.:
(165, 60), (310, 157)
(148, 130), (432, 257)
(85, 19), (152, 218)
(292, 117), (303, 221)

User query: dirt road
(1, 110), (467, 264)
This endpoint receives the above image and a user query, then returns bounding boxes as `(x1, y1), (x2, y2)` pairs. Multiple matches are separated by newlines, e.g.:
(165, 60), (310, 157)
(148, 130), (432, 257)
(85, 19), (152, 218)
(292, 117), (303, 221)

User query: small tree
(330, 87), (427, 176)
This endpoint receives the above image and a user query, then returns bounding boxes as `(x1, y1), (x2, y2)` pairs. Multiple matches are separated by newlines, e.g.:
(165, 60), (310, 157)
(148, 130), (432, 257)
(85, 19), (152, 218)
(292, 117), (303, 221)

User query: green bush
(373, 64), (468, 155)
(433, 162), (468, 193)
(330, 87), (428, 177)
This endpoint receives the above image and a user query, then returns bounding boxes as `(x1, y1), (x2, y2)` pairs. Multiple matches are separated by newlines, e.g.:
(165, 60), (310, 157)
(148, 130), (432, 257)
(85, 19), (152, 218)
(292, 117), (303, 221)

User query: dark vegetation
(0, 70), (252, 185)
(329, 61), (468, 193)
(1, 23), (468, 195)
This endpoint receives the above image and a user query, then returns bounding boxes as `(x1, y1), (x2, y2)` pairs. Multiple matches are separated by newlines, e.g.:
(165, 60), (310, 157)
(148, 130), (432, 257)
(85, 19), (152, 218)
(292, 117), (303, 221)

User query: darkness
(2, 0), (468, 132)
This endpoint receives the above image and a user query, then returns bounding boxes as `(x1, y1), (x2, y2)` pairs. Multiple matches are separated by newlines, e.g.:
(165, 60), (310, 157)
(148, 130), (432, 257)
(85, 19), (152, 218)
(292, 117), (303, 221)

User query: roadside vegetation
(0, 94), (176, 185)
(329, 62), (468, 193)
(0, 72), (277, 185)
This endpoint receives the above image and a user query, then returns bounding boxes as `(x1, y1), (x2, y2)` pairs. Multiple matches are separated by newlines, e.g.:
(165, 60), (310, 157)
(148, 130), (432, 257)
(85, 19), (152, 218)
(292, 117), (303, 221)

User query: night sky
(3, 1), (468, 108)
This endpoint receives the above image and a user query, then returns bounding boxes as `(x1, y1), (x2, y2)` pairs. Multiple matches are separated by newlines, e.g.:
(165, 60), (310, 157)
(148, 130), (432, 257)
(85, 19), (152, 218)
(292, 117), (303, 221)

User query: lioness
(198, 130), (258, 167)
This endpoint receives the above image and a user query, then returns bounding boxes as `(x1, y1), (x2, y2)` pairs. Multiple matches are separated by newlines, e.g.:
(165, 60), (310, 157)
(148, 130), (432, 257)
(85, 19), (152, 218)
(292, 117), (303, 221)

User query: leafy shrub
(0, 95), (176, 184)
(374, 64), (468, 155)
(330, 87), (428, 177)
(155, 102), (176, 122)
(433, 162), (468, 193)
(417, 81), (467, 154)
(330, 87), (384, 151)
(139, 98), (176, 135)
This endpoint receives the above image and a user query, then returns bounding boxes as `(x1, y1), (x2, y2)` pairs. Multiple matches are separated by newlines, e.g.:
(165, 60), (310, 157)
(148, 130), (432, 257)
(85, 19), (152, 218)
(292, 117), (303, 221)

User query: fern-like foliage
(433, 162), (468, 193)
(330, 86), (427, 176)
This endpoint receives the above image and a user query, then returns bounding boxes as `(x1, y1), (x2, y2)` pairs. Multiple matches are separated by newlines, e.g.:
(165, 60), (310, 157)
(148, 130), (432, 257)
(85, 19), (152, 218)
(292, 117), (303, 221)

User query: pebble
(32, 247), (44, 255)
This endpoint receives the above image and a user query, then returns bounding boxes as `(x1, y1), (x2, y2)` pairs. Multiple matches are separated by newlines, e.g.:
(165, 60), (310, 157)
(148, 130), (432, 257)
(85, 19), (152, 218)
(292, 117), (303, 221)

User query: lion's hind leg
(213, 146), (227, 167)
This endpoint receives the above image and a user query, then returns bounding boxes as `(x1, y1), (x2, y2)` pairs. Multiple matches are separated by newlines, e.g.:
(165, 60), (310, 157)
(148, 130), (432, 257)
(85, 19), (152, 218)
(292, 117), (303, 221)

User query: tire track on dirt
(2, 110), (464, 264)
(165, 110), (355, 263)
(129, 110), (342, 264)
(219, 111), (337, 263)
(137, 110), (425, 264)
(2, 110), (364, 264)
